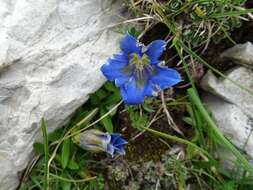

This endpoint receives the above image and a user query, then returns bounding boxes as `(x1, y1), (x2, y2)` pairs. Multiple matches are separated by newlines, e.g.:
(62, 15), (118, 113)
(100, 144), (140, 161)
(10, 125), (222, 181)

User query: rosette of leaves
(164, 0), (184, 13)
(190, 1), (216, 19)
(183, 0), (245, 46)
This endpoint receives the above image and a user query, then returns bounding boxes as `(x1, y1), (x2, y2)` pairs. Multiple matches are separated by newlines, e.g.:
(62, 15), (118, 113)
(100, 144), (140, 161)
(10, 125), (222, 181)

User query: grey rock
(0, 0), (123, 189)
(220, 42), (253, 68)
(201, 64), (253, 168)
(201, 67), (253, 118)
(203, 94), (253, 157)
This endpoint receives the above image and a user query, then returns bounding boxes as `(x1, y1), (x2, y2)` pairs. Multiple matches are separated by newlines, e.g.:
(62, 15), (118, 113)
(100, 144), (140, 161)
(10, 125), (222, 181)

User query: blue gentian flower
(73, 129), (127, 157)
(101, 33), (182, 105)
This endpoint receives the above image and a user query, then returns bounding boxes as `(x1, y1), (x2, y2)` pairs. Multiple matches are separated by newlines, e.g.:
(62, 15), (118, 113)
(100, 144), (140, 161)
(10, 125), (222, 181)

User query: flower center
(123, 53), (155, 88)
(130, 53), (150, 70)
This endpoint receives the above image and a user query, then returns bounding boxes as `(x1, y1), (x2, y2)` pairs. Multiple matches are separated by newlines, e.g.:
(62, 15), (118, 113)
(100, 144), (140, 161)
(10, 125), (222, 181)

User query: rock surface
(220, 42), (253, 68)
(200, 40), (253, 172)
(201, 65), (253, 154)
(203, 94), (253, 156)
(201, 64), (253, 167)
(201, 67), (253, 118)
(0, 0), (123, 189)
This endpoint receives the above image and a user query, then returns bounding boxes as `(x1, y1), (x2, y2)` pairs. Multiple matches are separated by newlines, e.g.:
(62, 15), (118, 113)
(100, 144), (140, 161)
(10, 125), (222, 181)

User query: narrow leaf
(67, 160), (80, 170)
(188, 88), (253, 174)
(61, 139), (71, 169)
(100, 107), (113, 133)
(41, 118), (49, 190)
(33, 142), (45, 154)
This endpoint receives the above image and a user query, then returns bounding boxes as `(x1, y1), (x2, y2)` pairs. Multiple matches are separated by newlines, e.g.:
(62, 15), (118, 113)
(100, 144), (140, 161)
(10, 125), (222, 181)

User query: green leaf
(210, 8), (253, 18)
(100, 107), (113, 133)
(95, 89), (107, 100)
(55, 154), (79, 170)
(48, 128), (62, 142)
(41, 118), (49, 190)
(30, 175), (43, 189)
(61, 139), (71, 169)
(67, 160), (80, 170)
(128, 27), (141, 38)
(104, 82), (118, 92)
(61, 173), (71, 190)
(104, 92), (121, 105)
(105, 104), (118, 117)
(90, 94), (100, 106)
(182, 117), (193, 126)
(33, 142), (45, 154)
(188, 88), (253, 174)
(142, 103), (155, 113)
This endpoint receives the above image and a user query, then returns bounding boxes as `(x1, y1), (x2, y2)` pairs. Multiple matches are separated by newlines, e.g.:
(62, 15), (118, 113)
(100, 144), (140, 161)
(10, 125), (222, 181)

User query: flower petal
(82, 144), (105, 153)
(120, 33), (142, 55)
(145, 40), (166, 64)
(144, 80), (158, 97)
(114, 137), (128, 146)
(101, 56), (129, 81)
(115, 146), (126, 155)
(120, 77), (146, 105)
(110, 133), (121, 144)
(115, 76), (130, 87)
(106, 144), (115, 156)
(151, 67), (181, 89)
(80, 129), (110, 146)
(112, 53), (129, 62)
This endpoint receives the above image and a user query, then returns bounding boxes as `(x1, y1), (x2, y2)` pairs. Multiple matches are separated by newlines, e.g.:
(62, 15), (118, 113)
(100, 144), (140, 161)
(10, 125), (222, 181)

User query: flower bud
(73, 129), (127, 157)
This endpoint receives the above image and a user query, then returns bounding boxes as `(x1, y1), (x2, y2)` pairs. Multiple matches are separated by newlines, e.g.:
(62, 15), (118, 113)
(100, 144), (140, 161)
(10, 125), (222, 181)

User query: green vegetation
(20, 1), (253, 190)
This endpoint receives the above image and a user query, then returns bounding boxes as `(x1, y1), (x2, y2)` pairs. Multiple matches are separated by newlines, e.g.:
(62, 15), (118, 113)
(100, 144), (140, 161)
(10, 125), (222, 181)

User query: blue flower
(73, 129), (127, 157)
(101, 33), (182, 105)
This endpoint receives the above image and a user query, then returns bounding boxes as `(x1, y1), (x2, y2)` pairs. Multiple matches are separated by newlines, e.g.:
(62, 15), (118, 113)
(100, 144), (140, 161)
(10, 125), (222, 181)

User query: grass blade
(41, 118), (49, 190)
(177, 40), (253, 97)
(100, 107), (113, 133)
(138, 125), (212, 159)
(187, 88), (253, 174)
(210, 8), (253, 18)
(50, 173), (96, 183)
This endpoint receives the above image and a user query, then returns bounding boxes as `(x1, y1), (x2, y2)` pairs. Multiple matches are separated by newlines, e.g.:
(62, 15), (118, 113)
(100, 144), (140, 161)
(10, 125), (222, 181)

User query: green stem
(174, 43), (197, 92)
(210, 8), (253, 18)
(138, 125), (211, 159)
(49, 173), (96, 183)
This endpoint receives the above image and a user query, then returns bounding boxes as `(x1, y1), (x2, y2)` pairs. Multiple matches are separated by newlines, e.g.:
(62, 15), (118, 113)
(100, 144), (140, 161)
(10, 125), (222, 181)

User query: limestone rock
(203, 94), (253, 157)
(0, 0), (123, 189)
(220, 42), (253, 68)
(201, 65), (253, 168)
(201, 67), (253, 118)
(201, 65), (253, 169)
